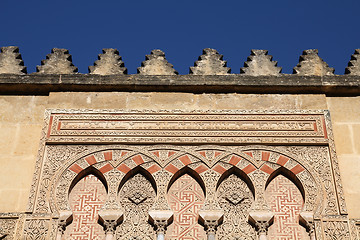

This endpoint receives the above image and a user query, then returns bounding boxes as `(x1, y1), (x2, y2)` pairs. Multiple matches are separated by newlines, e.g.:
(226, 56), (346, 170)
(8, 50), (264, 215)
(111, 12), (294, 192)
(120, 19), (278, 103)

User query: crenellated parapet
(0, 46), (359, 94)
(89, 48), (127, 75)
(190, 48), (230, 75)
(345, 49), (360, 75)
(241, 50), (281, 76)
(137, 49), (178, 75)
(293, 49), (334, 76)
(36, 48), (78, 74)
(0, 46), (27, 74)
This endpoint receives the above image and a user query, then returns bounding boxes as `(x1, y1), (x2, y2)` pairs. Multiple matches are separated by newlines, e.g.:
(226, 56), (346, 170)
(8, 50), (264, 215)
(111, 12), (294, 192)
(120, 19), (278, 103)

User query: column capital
(198, 210), (224, 235)
(98, 209), (123, 234)
(148, 210), (173, 234)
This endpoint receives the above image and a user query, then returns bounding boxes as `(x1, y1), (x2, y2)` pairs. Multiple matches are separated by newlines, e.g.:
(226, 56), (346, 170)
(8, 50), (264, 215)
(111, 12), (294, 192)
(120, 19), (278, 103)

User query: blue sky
(1, 0), (359, 74)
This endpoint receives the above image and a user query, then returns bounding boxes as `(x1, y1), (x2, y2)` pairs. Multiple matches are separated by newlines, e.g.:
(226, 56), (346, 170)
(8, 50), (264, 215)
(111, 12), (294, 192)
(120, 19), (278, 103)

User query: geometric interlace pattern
(265, 175), (308, 240)
(166, 174), (206, 240)
(64, 174), (106, 240)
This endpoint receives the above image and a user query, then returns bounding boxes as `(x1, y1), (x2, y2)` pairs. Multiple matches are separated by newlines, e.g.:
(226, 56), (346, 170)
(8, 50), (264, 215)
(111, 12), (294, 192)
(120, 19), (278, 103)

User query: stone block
(352, 124), (360, 154)
(0, 96), (47, 123)
(332, 124), (353, 155)
(48, 92), (127, 109)
(326, 97), (360, 123)
(213, 94), (327, 110)
(13, 124), (42, 156)
(337, 154), (360, 218)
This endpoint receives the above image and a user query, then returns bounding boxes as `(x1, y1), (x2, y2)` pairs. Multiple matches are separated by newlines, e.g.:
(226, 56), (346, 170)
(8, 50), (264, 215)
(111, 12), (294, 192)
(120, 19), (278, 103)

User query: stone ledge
(0, 74), (359, 95)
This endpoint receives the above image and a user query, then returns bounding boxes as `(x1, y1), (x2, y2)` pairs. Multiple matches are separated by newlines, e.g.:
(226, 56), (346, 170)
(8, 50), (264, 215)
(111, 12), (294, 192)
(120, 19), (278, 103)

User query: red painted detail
(85, 155), (97, 165)
(194, 165), (209, 174)
(244, 151), (253, 158)
(277, 156), (289, 166)
(291, 164), (305, 175)
(242, 164), (256, 174)
(179, 155), (192, 166)
(47, 116), (53, 138)
(117, 164), (131, 174)
(152, 151), (160, 157)
(165, 164), (179, 174)
(199, 151), (206, 158)
(213, 164), (227, 174)
(69, 164), (83, 174)
(322, 116), (328, 139)
(229, 155), (241, 166)
(103, 151), (112, 161)
(214, 151), (222, 158)
(120, 151), (128, 157)
(99, 164), (113, 174)
(57, 122), (61, 131)
(168, 151), (176, 157)
(313, 122), (318, 132)
(262, 151), (270, 161)
(147, 164), (161, 174)
(132, 155), (144, 165)
(260, 164), (275, 175)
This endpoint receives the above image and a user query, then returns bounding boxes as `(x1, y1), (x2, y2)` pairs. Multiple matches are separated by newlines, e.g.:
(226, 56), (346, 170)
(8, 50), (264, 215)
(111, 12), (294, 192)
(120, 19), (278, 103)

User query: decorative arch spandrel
(216, 170), (257, 240)
(116, 170), (156, 240)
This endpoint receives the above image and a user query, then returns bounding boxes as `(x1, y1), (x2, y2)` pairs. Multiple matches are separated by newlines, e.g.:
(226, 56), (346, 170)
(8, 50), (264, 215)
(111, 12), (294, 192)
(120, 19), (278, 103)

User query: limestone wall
(0, 92), (359, 219)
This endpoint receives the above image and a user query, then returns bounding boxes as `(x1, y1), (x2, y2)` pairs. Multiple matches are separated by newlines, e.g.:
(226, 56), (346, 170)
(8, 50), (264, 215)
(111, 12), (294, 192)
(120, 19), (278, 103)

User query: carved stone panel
(217, 174), (256, 240)
(116, 173), (156, 240)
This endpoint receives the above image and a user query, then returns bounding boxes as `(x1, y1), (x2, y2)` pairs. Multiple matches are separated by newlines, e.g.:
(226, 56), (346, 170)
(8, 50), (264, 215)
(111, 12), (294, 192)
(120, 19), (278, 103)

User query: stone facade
(0, 47), (359, 240)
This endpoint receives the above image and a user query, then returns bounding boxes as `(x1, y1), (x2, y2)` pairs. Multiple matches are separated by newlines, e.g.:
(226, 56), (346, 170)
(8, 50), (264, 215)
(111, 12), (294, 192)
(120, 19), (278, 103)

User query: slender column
(199, 210), (224, 240)
(98, 209), (123, 240)
(148, 210), (173, 240)
(249, 211), (274, 240)
(56, 210), (72, 240)
(255, 221), (269, 240)
(300, 212), (316, 240)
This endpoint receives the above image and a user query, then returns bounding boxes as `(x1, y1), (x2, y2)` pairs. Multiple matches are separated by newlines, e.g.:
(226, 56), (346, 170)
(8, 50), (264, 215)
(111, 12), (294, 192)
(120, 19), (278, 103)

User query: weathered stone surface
(137, 49), (178, 75)
(190, 48), (230, 75)
(36, 48), (78, 74)
(345, 49), (360, 75)
(89, 48), (127, 75)
(293, 49), (334, 76)
(0, 46), (26, 74)
(240, 50), (281, 76)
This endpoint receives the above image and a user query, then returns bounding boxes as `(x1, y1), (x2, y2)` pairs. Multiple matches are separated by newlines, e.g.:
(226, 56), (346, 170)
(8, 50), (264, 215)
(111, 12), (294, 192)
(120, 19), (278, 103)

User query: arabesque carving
(0, 109), (350, 239)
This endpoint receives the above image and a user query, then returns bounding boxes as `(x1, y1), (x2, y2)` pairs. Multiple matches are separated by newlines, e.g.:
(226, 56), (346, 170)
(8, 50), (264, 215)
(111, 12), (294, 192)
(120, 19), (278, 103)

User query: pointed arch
(265, 167), (308, 239)
(265, 166), (305, 201)
(117, 165), (157, 194)
(167, 166), (206, 196)
(64, 170), (107, 239)
(216, 166), (255, 198)
(69, 166), (108, 195)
